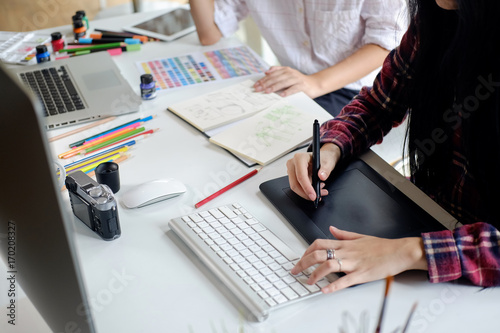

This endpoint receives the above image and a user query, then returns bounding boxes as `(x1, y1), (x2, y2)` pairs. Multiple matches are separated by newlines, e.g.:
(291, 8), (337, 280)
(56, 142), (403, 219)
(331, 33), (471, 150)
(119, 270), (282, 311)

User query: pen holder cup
(95, 162), (120, 193)
(54, 160), (66, 190)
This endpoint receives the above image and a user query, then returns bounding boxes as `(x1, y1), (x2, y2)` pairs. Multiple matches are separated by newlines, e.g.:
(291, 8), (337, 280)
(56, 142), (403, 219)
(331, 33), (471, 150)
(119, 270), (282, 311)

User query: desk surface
(1, 9), (499, 333)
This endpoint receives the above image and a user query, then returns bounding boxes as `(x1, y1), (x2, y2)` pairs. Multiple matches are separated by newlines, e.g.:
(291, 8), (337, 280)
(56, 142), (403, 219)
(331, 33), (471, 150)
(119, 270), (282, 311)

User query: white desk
(1, 11), (499, 333)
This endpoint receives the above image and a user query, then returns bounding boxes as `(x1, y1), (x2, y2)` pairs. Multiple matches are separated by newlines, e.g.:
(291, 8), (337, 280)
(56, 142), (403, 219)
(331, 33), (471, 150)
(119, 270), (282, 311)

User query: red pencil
(195, 168), (262, 208)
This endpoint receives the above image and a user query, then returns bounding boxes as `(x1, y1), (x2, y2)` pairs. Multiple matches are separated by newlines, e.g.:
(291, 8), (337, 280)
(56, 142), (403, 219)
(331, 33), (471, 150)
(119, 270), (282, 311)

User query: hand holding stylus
(286, 141), (341, 202)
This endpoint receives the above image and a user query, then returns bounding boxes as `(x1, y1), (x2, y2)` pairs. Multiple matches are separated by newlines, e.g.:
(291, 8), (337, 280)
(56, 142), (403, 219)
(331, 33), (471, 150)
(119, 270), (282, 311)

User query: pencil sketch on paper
(254, 104), (309, 147)
(167, 80), (282, 131)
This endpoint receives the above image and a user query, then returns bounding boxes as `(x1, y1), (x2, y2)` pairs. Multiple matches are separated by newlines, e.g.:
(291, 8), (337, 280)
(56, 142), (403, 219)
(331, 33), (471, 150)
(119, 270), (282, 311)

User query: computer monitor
(0, 62), (96, 332)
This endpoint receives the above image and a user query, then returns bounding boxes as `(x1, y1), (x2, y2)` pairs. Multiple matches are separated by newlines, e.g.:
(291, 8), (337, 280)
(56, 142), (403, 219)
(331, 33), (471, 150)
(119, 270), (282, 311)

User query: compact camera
(65, 171), (121, 241)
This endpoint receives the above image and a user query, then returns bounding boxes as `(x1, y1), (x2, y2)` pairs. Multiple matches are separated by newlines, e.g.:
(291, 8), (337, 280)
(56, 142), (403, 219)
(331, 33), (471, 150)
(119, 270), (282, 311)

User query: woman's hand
(253, 66), (323, 98)
(291, 226), (428, 293)
(286, 143), (341, 201)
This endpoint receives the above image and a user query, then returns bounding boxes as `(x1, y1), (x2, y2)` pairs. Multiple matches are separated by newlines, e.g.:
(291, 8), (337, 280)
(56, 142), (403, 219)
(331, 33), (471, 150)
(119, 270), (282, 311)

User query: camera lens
(95, 162), (120, 193)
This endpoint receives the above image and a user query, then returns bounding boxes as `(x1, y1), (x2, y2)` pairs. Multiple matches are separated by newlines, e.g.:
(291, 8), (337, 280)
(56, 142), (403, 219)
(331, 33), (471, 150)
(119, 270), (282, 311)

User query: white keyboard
(169, 203), (336, 321)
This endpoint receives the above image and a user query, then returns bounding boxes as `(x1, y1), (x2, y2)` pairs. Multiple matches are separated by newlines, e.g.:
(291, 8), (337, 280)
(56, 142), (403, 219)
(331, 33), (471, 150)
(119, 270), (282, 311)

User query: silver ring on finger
(336, 257), (342, 272)
(326, 249), (335, 260)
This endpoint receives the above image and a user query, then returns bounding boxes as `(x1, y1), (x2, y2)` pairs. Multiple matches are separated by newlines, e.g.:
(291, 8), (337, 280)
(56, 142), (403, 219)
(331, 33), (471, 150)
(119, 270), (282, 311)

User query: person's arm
(320, 29), (417, 161)
(422, 222), (500, 286)
(254, 43), (389, 98)
(189, 0), (222, 45)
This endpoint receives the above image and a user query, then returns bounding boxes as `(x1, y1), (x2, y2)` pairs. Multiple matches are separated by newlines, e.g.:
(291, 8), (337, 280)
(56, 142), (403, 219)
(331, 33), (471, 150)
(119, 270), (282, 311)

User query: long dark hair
(406, 0), (500, 224)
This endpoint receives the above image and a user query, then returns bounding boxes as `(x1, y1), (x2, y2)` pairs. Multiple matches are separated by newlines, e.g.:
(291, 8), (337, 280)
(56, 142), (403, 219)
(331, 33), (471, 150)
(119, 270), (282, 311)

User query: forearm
(310, 44), (389, 98)
(422, 222), (500, 286)
(189, 0), (222, 45)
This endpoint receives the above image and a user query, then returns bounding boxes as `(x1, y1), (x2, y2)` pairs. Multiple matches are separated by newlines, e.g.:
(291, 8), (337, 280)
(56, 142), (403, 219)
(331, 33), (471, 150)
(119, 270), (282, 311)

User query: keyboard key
(290, 282), (310, 297)
(219, 206), (237, 219)
(282, 287), (299, 300)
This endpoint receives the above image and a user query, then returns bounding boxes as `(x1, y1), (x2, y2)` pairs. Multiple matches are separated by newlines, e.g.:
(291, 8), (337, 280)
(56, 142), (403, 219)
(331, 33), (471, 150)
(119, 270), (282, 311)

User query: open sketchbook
(167, 79), (332, 165)
(167, 80), (282, 132)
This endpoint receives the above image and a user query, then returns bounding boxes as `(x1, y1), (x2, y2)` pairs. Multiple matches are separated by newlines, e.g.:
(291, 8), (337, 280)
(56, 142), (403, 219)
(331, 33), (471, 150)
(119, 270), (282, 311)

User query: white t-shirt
(214, 0), (408, 91)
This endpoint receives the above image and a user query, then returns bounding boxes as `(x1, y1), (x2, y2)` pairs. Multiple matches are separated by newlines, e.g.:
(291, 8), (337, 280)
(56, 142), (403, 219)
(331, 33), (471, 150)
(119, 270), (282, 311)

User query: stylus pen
(312, 119), (321, 209)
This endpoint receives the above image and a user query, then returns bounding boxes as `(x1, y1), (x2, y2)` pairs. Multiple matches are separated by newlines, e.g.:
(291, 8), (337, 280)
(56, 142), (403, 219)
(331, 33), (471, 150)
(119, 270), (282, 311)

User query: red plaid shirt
(320, 29), (500, 287)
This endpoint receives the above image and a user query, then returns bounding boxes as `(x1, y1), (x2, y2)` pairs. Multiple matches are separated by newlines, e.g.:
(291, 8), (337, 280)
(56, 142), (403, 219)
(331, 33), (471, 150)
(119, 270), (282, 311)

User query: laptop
(0, 62), (95, 331)
(169, 153), (453, 322)
(9, 51), (141, 130)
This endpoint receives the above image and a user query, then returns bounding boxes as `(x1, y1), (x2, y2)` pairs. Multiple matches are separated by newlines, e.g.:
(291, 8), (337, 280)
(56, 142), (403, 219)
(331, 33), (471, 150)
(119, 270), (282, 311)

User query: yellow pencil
(65, 147), (129, 173)
(67, 153), (121, 175)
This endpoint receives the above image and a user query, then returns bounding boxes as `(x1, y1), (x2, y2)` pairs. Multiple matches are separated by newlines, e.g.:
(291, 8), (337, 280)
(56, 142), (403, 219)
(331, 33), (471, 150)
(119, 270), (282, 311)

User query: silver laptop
(0, 62), (95, 332)
(9, 51), (141, 130)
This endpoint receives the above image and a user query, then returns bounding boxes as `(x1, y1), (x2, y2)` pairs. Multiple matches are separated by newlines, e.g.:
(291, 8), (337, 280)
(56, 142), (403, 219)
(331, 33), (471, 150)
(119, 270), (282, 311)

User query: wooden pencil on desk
(49, 117), (116, 142)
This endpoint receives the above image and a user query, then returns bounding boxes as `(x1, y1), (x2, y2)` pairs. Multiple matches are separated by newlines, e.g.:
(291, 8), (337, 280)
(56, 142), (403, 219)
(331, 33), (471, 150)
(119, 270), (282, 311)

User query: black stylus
(312, 119), (321, 208)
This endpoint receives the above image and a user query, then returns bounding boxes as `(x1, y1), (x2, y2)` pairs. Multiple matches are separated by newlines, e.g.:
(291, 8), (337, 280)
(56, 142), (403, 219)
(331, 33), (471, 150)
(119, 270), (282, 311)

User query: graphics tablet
(123, 6), (195, 42)
(260, 158), (448, 244)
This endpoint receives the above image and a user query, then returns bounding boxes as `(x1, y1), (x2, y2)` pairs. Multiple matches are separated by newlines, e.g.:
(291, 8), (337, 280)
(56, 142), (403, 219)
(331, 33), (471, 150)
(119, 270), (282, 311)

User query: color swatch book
(0, 31), (51, 65)
(136, 45), (268, 93)
(167, 80), (283, 132)
(208, 99), (332, 165)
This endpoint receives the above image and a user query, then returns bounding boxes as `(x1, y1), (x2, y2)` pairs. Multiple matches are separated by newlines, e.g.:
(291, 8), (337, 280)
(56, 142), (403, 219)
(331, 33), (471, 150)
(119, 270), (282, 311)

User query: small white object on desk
(120, 178), (187, 208)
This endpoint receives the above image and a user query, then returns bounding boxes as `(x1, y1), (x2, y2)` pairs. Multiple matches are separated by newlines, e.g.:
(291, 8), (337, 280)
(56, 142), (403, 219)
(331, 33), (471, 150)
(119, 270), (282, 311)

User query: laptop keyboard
(19, 65), (85, 117)
(177, 203), (334, 308)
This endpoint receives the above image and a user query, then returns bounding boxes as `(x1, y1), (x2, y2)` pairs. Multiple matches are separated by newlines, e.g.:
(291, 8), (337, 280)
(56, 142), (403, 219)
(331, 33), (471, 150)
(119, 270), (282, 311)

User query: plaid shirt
(320, 29), (500, 286)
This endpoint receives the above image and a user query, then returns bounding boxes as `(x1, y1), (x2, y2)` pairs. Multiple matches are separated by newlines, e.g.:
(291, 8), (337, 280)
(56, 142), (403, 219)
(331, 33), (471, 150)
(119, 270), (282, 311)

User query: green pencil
(59, 42), (123, 53)
(84, 127), (145, 154)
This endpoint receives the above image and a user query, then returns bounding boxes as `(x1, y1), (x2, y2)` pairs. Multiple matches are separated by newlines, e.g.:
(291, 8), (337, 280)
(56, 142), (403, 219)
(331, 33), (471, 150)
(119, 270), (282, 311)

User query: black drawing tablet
(260, 158), (447, 244)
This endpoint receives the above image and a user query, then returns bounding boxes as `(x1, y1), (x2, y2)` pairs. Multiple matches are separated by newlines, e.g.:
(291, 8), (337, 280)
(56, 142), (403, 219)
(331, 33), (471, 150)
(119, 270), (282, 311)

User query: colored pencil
(92, 30), (150, 42)
(82, 129), (157, 156)
(69, 115), (154, 148)
(48, 117), (116, 142)
(195, 168), (262, 208)
(59, 42), (124, 53)
(375, 276), (394, 333)
(61, 154), (130, 191)
(76, 37), (141, 44)
(64, 147), (129, 173)
(56, 44), (140, 59)
(67, 127), (145, 158)
(66, 153), (122, 175)
(64, 142), (135, 168)
(58, 126), (144, 159)
(84, 122), (142, 145)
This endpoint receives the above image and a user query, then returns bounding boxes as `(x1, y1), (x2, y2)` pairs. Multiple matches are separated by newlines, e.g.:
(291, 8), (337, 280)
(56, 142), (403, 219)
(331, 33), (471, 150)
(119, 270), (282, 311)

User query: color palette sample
(136, 45), (268, 92)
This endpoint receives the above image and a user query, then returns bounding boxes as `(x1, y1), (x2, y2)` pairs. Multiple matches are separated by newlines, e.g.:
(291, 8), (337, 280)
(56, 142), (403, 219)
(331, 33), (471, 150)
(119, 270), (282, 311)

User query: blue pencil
(63, 140), (136, 169)
(69, 115), (154, 148)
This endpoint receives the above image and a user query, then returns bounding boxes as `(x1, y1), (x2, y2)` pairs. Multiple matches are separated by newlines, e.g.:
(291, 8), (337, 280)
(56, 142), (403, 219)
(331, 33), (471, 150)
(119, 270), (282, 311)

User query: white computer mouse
(121, 179), (187, 208)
